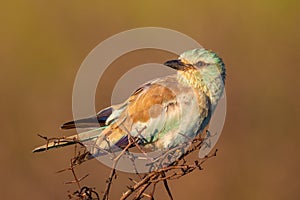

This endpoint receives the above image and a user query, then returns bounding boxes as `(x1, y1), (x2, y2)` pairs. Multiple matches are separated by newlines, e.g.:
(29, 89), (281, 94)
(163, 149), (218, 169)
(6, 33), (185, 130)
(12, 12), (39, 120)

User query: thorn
(37, 134), (47, 140)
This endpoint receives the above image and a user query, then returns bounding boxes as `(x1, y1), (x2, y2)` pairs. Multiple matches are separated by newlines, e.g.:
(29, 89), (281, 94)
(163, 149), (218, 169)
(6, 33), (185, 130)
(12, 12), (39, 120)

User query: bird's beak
(163, 59), (185, 70)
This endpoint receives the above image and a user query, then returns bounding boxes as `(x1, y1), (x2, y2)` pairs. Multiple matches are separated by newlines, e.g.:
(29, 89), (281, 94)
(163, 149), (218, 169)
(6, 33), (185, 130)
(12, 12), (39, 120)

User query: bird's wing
(94, 75), (210, 151)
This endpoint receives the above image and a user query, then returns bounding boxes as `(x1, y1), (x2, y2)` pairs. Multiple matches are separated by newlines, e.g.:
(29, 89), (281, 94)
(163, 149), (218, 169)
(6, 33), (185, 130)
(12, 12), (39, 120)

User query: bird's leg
(202, 130), (218, 151)
(203, 139), (212, 150)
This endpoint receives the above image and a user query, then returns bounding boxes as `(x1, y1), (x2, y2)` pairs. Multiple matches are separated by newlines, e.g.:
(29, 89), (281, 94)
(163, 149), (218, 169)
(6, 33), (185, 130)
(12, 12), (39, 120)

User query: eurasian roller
(33, 48), (226, 167)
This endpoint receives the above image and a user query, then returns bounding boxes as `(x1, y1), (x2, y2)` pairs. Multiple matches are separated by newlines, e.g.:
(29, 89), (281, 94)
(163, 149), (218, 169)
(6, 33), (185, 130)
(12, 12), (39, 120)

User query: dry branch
(36, 129), (218, 200)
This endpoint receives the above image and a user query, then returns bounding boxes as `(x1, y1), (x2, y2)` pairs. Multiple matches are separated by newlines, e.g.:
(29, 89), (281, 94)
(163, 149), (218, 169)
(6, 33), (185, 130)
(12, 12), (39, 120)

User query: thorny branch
(37, 129), (218, 200)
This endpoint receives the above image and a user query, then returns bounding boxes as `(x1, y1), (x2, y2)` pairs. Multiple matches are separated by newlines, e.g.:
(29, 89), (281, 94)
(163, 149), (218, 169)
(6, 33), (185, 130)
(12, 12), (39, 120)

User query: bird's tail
(32, 128), (103, 153)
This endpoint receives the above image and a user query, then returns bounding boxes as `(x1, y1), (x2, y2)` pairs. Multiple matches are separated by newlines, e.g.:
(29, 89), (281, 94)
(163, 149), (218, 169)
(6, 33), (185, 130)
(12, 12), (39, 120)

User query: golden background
(0, 1), (299, 199)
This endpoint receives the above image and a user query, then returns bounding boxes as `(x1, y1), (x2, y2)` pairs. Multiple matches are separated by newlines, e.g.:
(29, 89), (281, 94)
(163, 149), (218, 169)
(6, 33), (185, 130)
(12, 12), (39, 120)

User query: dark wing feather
(60, 107), (112, 129)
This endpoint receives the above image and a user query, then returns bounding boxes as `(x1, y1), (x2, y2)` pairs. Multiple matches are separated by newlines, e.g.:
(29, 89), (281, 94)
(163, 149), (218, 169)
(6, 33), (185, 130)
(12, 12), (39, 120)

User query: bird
(33, 48), (226, 166)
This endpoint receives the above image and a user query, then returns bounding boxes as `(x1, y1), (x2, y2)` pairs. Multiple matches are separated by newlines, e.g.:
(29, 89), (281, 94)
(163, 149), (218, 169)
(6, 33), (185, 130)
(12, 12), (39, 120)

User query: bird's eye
(195, 61), (209, 67)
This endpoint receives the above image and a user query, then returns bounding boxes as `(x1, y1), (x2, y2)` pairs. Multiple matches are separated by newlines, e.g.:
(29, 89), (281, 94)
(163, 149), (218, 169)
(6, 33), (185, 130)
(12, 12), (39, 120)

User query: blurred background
(1, 0), (299, 199)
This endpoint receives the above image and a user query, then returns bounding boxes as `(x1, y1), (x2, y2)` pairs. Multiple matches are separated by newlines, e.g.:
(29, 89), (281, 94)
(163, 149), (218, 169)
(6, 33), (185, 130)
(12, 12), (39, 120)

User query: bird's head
(164, 48), (226, 88)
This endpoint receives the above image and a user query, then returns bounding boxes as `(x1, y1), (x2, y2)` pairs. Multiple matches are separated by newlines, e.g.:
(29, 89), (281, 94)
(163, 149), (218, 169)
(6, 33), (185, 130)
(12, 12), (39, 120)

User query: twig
(162, 172), (173, 200)
(102, 168), (116, 200)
